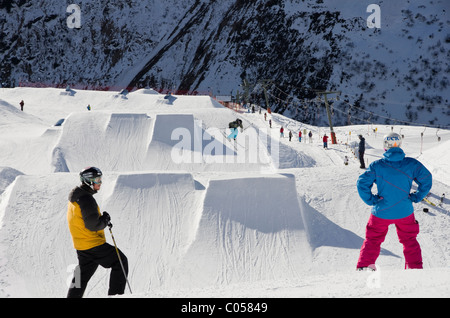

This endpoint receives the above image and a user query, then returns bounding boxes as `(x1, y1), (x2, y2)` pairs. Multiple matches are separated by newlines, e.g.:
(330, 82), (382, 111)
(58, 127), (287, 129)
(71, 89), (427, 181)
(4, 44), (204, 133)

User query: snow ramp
(0, 172), (202, 297)
(100, 172), (312, 292)
(52, 112), (152, 172)
(146, 114), (274, 172)
(0, 99), (44, 127)
(52, 112), (273, 173)
(171, 173), (312, 289)
(100, 172), (203, 294)
(0, 174), (77, 297)
(0, 172), (311, 296)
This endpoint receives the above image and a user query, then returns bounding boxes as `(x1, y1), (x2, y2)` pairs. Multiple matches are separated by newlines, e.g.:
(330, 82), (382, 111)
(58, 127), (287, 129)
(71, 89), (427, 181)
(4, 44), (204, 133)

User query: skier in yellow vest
(67, 167), (128, 297)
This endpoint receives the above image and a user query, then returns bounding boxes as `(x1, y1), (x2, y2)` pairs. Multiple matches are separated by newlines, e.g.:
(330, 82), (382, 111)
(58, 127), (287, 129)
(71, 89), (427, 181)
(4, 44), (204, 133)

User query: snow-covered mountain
(1, 0), (449, 127)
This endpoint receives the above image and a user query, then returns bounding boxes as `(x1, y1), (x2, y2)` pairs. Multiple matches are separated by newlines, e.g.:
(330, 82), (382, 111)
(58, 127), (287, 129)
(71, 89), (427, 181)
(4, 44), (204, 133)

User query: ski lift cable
(334, 100), (450, 129)
(260, 79), (449, 129)
(340, 99), (450, 129)
(329, 84), (449, 109)
(265, 87), (450, 129)
(271, 77), (448, 110)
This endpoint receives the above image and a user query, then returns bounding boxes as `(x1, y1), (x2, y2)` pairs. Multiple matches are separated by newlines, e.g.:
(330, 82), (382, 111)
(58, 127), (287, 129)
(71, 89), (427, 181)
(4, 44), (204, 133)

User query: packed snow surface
(0, 87), (449, 298)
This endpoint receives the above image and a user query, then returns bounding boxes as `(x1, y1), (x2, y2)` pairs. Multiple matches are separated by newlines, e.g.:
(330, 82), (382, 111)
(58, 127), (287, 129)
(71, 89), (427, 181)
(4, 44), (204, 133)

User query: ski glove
(409, 193), (420, 203)
(102, 211), (112, 227)
(370, 194), (383, 205)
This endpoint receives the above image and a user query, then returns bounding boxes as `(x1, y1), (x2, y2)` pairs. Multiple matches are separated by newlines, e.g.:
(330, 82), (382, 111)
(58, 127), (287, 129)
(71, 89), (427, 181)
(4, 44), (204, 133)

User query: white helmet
(383, 132), (402, 150)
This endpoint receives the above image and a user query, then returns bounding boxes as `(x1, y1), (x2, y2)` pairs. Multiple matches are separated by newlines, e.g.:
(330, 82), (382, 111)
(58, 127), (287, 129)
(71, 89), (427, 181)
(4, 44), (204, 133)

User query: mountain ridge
(1, 0), (448, 127)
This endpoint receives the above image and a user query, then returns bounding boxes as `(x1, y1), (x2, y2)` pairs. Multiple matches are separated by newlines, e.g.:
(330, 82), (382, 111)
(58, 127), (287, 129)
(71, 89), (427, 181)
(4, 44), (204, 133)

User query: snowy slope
(0, 87), (449, 298)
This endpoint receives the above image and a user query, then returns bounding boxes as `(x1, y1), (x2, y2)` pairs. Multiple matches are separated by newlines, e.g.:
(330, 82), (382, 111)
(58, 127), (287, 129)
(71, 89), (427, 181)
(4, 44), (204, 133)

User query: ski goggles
(92, 176), (102, 184)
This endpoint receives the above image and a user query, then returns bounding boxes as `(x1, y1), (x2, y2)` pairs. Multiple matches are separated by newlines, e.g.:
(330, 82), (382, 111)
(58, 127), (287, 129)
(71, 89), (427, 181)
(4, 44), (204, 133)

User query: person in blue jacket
(356, 132), (432, 270)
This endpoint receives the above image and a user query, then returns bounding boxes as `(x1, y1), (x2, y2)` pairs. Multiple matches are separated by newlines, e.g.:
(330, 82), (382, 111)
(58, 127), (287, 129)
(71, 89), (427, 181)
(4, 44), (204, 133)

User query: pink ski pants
(357, 213), (422, 269)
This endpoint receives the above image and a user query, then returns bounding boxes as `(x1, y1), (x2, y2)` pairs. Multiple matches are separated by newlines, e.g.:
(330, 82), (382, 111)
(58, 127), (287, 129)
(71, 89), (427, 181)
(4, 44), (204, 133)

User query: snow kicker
(171, 174), (312, 289)
(0, 172), (311, 296)
(52, 112), (275, 173)
(52, 112), (152, 172)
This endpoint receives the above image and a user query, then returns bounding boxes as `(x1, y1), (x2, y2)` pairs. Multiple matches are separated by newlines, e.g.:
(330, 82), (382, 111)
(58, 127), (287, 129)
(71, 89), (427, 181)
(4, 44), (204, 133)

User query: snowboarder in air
(67, 167), (129, 297)
(356, 133), (432, 271)
(228, 118), (243, 140)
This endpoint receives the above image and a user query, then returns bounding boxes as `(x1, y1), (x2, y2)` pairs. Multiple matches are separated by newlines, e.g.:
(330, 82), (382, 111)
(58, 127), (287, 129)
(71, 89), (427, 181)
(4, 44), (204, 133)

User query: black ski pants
(359, 150), (366, 168)
(67, 243), (128, 298)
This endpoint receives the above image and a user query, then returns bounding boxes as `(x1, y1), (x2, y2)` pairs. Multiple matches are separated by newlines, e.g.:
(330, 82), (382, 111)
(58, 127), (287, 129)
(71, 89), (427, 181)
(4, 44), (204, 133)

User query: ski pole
(108, 223), (132, 294)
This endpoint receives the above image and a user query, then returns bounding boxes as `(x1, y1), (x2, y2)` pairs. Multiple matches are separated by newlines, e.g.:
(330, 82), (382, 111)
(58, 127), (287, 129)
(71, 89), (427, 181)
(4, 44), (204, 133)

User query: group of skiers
(229, 114), (368, 168)
(229, 116), (319, 146)
(280, 127), (315, 143)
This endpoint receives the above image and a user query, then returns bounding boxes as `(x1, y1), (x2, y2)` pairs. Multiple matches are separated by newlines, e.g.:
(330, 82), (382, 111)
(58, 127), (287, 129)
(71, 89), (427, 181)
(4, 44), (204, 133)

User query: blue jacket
(357, 147), (432, 219)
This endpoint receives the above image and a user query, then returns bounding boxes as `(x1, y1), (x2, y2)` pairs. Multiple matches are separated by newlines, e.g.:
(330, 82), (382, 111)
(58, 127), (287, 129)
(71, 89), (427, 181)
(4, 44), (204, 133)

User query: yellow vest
(67, 201), (106, 250)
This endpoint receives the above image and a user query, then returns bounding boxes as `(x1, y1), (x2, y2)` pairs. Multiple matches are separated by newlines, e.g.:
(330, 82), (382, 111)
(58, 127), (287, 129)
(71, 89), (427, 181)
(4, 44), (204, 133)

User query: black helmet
(80, 167), (102, 187)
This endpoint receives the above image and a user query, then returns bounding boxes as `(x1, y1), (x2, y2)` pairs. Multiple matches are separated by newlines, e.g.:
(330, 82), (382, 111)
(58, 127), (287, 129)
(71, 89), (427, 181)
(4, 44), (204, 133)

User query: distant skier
(308, 131), (312, 143)
(289, 130), (293, 141)
(323, 134), (329, 149)
(87, 104), (91, 111)
(19, 100), (24, 111)
(269, 119), (272, 128)
(298, 131), (302, 142)
(280, 126), (284, 138)
(356, 133), (432, 271)
(358, 134), (366, 169)
(67, 167), (128, 297)
(228, 118), (243, 140)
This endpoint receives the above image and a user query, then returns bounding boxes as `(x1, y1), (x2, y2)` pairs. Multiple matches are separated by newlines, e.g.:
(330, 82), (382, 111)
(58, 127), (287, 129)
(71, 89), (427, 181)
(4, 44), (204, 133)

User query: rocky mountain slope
(1, 0), (448, 127)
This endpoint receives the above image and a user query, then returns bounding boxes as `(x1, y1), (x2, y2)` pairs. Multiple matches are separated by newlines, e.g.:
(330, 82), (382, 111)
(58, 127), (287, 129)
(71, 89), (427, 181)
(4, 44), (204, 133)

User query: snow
(0, 87), (449, 298)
